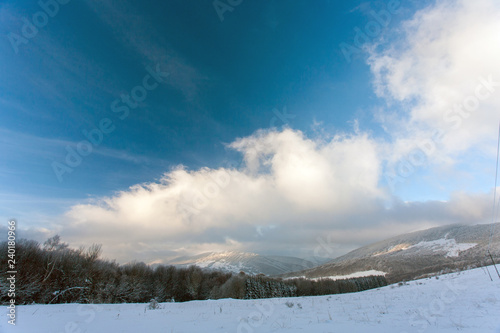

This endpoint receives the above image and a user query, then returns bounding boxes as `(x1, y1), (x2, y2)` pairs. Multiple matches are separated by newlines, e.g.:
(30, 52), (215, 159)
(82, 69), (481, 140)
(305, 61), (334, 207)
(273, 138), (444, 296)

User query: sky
(1, 0), (499, 263)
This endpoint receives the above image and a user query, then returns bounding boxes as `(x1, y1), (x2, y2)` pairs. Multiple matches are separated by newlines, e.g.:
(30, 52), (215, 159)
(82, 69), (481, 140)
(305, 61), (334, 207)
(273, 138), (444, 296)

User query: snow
(410, 238), (477, 257)
(2, 266), (500, 333)
(194, 260), (251, 274)
(372, 238), (478, 258)
(289, 270), (387, 281)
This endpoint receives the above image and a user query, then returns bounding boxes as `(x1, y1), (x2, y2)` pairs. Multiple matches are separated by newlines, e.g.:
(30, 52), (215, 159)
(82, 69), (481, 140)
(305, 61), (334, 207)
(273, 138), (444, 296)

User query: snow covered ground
(289, 269), (387, 281)
(409, 238), (477, 257)
(2, 266), (500, 333)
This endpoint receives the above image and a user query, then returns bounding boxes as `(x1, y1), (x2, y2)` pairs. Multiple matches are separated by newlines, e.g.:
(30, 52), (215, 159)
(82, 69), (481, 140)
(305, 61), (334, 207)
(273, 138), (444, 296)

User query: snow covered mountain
(283, 223), (500, 283)
(167, 251), (319, 276)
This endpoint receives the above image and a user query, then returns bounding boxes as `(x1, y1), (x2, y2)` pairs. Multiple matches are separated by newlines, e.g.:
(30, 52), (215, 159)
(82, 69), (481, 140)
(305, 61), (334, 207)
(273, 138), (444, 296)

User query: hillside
(5, 266), (499, 333)
(283, 223), (500, 283)
(167, 251), (319, 276)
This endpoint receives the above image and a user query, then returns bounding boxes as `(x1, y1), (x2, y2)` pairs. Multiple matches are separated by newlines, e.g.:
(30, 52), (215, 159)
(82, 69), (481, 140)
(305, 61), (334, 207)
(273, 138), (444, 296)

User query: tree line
(0, 236), (387, 305)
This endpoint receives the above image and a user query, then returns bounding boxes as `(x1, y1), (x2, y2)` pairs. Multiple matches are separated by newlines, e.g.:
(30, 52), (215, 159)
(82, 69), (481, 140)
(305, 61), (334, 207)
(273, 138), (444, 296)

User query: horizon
(1, 0), (500, 264)
(162, 221), (500, 263)
(7, 215), (500, 266)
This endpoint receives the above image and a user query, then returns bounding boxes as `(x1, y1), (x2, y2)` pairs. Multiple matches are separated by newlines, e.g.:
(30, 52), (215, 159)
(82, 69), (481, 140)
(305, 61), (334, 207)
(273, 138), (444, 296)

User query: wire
(488, 122), (500, 252)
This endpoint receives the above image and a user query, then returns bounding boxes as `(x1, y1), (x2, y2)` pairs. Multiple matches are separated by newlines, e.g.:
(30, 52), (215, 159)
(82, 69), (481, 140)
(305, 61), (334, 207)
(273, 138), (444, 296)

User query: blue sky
(1, 0), (499, 262)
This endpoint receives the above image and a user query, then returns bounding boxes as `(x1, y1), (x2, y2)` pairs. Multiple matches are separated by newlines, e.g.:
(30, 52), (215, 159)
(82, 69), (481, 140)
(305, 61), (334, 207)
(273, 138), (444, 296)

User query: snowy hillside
(289, 269), (387, 282)
(283, 223), (500, 282)
(3, 266), (499, 333)
(409, 238), (477, 257)
(334, 223), (499, 263)
(167, 251), (318, 276)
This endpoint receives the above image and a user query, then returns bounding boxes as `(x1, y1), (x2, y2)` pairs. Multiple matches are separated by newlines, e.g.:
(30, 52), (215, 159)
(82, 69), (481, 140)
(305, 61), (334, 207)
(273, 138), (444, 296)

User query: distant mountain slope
(283, 223), (500, 283)
(167, 251), (318, 276)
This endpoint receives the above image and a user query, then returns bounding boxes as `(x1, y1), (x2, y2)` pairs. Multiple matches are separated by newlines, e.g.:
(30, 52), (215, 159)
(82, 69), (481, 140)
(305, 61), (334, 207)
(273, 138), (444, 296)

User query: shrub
(148, 298), (160, 310)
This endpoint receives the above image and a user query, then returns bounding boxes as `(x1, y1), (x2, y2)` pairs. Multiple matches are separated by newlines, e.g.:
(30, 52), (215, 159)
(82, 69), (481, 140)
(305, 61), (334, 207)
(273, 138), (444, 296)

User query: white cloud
(369, 0), (500, 163)
(61, 129), (384, 253)
(54, 128), (492, 263)
(41, 0), (500, 263)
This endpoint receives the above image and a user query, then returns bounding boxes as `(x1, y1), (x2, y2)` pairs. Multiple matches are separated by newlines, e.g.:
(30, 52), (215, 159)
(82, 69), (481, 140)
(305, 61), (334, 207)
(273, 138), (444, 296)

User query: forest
(0, 236), (387, 305)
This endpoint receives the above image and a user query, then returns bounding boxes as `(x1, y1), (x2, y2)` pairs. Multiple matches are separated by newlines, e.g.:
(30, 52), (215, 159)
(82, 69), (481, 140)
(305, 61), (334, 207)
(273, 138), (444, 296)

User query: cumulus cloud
(369, 0), (500, 165)
(42, 0), (500, 263)
(58, 129), (384, 260)
(53, 128), (493, 263)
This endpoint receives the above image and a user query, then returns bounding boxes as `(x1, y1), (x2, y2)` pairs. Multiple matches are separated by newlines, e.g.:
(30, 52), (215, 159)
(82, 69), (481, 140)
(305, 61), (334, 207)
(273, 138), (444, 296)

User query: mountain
(282, 223), (500, 283)
(166, 251), (318, 276)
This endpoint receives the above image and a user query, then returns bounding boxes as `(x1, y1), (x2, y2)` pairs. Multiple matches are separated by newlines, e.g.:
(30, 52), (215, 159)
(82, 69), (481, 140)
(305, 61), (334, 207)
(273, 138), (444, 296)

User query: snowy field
(289, 269), (387, 281)
(2, 266), (500, 333)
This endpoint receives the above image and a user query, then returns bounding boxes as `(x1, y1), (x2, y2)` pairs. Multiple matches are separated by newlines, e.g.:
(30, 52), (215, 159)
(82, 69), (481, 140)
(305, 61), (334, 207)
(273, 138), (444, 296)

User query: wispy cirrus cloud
(82, 0), (206, 102)
(0, 128), (161, 164)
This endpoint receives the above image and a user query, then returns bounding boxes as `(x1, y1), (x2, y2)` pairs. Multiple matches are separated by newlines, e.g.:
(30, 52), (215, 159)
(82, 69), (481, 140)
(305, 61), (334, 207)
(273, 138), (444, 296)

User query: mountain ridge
(162, 223), (500, 281)
(282, 223), (500, 282)
(166, 250), (320, 276)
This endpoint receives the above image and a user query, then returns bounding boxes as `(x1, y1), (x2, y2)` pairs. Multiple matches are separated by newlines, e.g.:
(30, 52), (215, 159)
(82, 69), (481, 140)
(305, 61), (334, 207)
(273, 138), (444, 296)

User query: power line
(486, 121), (500, 280)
